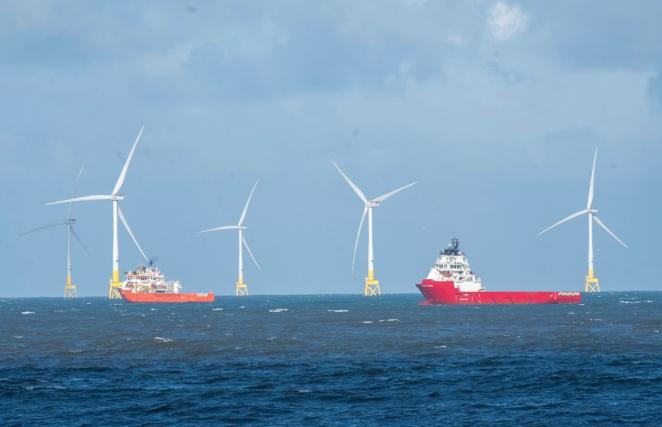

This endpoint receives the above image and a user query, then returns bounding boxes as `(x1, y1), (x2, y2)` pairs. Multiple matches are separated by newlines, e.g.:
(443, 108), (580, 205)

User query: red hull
(416, 279), (581, 305)
(120, 289), (215, 303)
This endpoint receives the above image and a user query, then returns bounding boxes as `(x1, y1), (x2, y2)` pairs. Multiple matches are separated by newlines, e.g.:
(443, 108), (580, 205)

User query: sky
(2, 0), (662, 297)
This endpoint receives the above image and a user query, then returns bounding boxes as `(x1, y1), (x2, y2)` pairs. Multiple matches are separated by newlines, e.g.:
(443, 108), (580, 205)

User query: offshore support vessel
(416, 239), (580, 305)
(119, 264), (214, 303)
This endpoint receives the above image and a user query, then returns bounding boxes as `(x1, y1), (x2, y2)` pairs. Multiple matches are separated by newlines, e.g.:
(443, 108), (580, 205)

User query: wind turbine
(198, 180), (261, 296)
(45, 126), (149, 299)
(22, 166), (87, 298)
(332, 160), (416, 296)
(538, 148), (627, 292)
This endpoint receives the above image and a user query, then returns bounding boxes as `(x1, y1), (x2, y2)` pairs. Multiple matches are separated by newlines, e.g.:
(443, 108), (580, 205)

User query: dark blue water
(1, 293), (660, 426)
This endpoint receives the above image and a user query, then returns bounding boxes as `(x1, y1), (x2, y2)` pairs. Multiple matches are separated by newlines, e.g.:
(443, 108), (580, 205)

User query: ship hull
(120, 290), (215, 303)
(416, 279), (581, 305)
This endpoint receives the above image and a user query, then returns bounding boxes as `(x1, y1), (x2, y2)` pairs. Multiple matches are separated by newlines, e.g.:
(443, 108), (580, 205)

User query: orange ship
(119, 264), (214, 304)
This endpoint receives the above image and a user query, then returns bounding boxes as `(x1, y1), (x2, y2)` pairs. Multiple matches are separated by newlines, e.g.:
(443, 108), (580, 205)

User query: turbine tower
(538, 148), (628, 292)
(22, 166), (86, 298)
(46, 126), (148, 299)
(198, 180), (261, 296)
(332, 160), (416, 296)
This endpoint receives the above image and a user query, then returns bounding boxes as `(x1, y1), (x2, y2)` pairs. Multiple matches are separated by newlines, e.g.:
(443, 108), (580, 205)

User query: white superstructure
(426, 238), (484, 292)
(122, 264), (182, 294)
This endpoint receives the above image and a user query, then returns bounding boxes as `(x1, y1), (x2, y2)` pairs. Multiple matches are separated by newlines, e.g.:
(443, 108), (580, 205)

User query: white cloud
(487, 2), (528, 41)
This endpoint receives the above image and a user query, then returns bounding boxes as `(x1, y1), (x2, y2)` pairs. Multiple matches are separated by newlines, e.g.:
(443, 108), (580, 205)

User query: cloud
(487, 2), (528, 41)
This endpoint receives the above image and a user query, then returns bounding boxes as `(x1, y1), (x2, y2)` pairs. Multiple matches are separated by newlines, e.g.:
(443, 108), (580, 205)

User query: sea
(1, 293), (660, 426)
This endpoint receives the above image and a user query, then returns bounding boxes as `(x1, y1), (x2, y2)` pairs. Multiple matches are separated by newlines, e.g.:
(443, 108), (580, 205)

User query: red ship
(120, 289), (214, 303)
(119, 264), (215, 304)
(416, 239), (580, 305)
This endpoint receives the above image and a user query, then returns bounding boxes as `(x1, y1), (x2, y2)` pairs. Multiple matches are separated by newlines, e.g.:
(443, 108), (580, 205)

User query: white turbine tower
(332, 160), (416, 296)
(538, 148), (628, 292)
(198, 180), (261, 296)
(45, 126), (149, 298)
(22, 166), (86, 298)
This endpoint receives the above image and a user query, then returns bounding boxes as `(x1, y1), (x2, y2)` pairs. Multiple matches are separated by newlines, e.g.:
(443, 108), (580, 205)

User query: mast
(364, 206), (380, 296)
(64, 223), (77, 298)
(109, 200), (122, 298)
(585, 212), (599, 292)
(236, 228), (248, 296)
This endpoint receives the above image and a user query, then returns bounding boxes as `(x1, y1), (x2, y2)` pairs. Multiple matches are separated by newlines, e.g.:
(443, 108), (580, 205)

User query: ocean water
(1, 293), (661, 426)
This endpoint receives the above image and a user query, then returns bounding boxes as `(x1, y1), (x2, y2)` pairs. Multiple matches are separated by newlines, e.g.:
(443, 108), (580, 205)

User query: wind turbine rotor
(371, 181), (418, 203)
(112, 126), (144, 196)
(239, 180), (259, 226)
(538, 209), (589, 236)
(352, 206), (368, 273)
(117, 205), (149, 262)
(197, 225), (241, 234)
(242, 235), (261, 270)
(331, 160), (369, 205)
(69, 224), (89, 254)
(20, 221), (69, 236)
(46, 194), (114, 206)
(587, 148), (598, 209)
(67, 165), (85, 221)
(593, 216), (628, 248)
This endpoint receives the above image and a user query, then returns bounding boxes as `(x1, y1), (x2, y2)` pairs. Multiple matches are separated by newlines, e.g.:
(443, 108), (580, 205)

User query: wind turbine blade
(117, 205), (149, 262)
(112, 126), (144, 195)
(74, 165), (85, 187)
(587, 148), (597, 209)
(239, 180), (259, 226)
(197, 225), (240, 234)
(331, 160), (369, 205)
(352, 206), (368, 273)
(242, 235), (261, 270)
(20, 222), (68, 236)
(46, 194), (113, 206)
(67, 165), (85, 220)
(69, 225), (90, 254)
(594, 216), (628, 248)
(538, 209), (588, 236)
(372, 181), (417, 203)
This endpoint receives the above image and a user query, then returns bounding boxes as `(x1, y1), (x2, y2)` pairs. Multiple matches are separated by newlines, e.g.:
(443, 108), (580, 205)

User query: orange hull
(120, 289), (215, 303)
